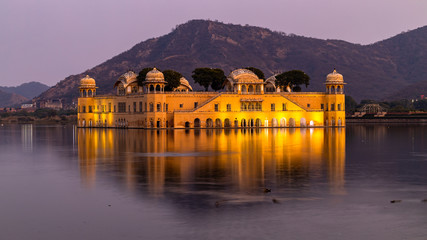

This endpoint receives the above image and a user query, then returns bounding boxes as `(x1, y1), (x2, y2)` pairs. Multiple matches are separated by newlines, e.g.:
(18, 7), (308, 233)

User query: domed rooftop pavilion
(326, 69), (344, 83)
(79, 75), (97, 97)
(144, 68), (167, 93)
(114, 70), (139, 95)
(80, 75), (96, 88)
(325, 69), (346, 94)
(226, 69), (264, 93)
(174, 77), (193, 92)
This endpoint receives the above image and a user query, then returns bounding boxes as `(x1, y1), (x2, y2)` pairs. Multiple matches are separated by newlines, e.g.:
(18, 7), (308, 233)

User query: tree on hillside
(137, 67), (155, 86)
(414, 99), (427, 111)
(345, 95), (358, 113)
(163, 70), (183, 91)
(192, 68), (226, 91)
(275, 70), (310, 92)
(245, 67), (265, 80)
(210, 69), (226, 91)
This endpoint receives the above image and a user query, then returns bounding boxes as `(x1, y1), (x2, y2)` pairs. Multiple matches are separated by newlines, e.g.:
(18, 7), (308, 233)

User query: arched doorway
(300, 118), (307, 127)
(194, 118), (201, 128)
(289, 118), (295, 127)
(255, 118), (262, 127)
(185, 121), (190, 128)
(280, 118), (286, 127)
(309, 120), (314, 126)
(206, 118), (214, 128)
(215, 118), (222, 128)
(331, 117), (336, 126)
(241, 119), (246, 127)
(338, 118), (342, 126)
(234, 119), (239, 128)
(272, 118), (278, 127)
(249, 119), (254, 127)
(224, 118), (231, 128)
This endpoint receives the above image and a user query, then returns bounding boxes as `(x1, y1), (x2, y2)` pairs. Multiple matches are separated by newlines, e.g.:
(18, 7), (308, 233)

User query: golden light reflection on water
(78, 128), (346, 196)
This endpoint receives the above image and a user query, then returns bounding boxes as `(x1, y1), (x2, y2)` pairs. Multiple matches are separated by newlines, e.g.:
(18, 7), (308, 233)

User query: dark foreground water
(0, 124), (426, 240)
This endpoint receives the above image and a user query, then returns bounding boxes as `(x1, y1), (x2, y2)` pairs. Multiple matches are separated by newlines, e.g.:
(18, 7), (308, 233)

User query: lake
(0, 124), (426, 240)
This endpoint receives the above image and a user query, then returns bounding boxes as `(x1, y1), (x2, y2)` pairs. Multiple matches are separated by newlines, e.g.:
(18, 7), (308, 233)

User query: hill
(35, 20), (427, 104)
(0, 82), (50, 99)
(0, 90), (28, 108)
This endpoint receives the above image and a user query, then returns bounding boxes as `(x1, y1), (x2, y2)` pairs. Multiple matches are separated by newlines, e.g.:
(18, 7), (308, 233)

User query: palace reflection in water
(78, 128), (345, 202)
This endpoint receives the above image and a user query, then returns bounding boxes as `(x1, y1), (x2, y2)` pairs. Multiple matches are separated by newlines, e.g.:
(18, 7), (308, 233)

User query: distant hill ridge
(0, 82), (50, 99)
(0, 82), (49, 107)
(0, 89), (28, 108)
(35, 20), (427, 104)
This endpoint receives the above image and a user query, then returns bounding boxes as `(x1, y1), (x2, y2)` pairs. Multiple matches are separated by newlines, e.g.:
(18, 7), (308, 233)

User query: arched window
(248, 85), (254, 93)
(118, 85), (125, 95)
(132, 86), (138, 93)
(242, 85), (247, 94)
(194, 118), (201, 128)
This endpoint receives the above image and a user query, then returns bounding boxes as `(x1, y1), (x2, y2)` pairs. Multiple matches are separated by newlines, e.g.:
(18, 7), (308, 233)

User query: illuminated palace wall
(78, 128), (346, 196)
(77, 69), (346, 129)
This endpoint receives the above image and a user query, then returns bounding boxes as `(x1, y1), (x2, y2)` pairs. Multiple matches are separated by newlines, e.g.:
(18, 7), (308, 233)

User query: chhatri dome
(145, 68), (166, 83)
(228, 69), (263, 84)
(179, 77), (193, 91)
(119, 70), (137, 83)
(80, 75), (96, 87)
(326, 69), (344, 83)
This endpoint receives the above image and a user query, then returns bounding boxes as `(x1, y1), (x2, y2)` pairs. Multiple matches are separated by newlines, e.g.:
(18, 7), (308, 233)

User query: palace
(77, 68), (346, 128)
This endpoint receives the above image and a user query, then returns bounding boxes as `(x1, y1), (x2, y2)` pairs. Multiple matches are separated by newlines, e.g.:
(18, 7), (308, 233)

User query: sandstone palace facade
(77, 68), (346, 128)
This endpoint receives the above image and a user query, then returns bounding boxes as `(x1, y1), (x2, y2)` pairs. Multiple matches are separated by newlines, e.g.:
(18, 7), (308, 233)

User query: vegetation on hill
(163, 70), (183, 91)
(192, 68), (226, 91)
(137, 68), (154, 86)
(275, 70), (310, 92)
(245, 67), (265, 80)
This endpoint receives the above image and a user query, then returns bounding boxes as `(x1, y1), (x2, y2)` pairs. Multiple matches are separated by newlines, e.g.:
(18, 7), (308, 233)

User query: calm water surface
(0, 124), (426, 240)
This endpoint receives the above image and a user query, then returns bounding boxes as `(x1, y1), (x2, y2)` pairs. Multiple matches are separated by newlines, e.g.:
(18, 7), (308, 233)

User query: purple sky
(1, 0), (426, 87)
